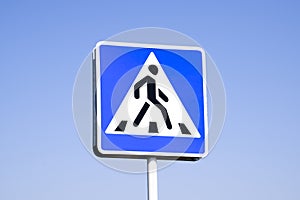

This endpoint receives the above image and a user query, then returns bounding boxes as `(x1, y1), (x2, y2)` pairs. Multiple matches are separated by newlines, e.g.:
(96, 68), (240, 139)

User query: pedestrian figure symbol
(133, 64), (172, 130)
(105, 52), (201, 138)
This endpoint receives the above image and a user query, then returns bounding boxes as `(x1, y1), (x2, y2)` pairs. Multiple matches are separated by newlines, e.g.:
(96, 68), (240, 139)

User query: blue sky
(1, 0), (300, 199)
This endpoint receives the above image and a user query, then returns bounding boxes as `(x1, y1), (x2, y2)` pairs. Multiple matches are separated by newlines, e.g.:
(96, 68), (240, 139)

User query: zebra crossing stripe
(149, 122), (158, 133)
(115, 120), (128, 132)
(178, 123), (191, 135)
(114, 120), (192, 136)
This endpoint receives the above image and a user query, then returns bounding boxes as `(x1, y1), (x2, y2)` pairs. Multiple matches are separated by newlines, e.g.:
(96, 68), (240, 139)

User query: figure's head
(148, 65), (158, 75)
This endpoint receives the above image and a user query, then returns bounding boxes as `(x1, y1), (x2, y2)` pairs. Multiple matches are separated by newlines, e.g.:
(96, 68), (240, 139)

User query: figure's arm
(134, 76), (149, 99)
(158, 89), (168, 102)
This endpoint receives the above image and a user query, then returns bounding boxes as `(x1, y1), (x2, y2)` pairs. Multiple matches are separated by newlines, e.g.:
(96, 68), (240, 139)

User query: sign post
(147, 157), (158, 200)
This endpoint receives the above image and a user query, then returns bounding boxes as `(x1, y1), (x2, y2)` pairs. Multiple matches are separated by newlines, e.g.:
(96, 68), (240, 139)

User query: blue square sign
(93, 41), (208, 160)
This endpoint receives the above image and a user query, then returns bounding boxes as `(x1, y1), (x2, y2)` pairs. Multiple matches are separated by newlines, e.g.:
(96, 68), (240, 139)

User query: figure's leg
(133, 102), (150, 127)
(155, 103), (172, 129)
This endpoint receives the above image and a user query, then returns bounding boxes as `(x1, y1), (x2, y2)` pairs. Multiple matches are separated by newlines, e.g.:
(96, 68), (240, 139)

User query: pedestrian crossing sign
(93, 41), (208, 160)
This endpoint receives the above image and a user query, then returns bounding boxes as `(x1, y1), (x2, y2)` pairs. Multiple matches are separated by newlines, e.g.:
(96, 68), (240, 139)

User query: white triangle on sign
(105, 52), (201, 138)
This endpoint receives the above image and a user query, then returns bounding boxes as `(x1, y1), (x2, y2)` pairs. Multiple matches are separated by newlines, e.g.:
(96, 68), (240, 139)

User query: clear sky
(1, 0), (300, 199)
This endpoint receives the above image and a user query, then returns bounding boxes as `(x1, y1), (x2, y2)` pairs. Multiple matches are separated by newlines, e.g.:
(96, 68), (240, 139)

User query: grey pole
(147, 157), (158, 200)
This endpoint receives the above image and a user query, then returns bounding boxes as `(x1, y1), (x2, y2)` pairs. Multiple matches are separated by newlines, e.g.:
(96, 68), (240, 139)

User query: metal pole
(147, 157), (158, 200)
